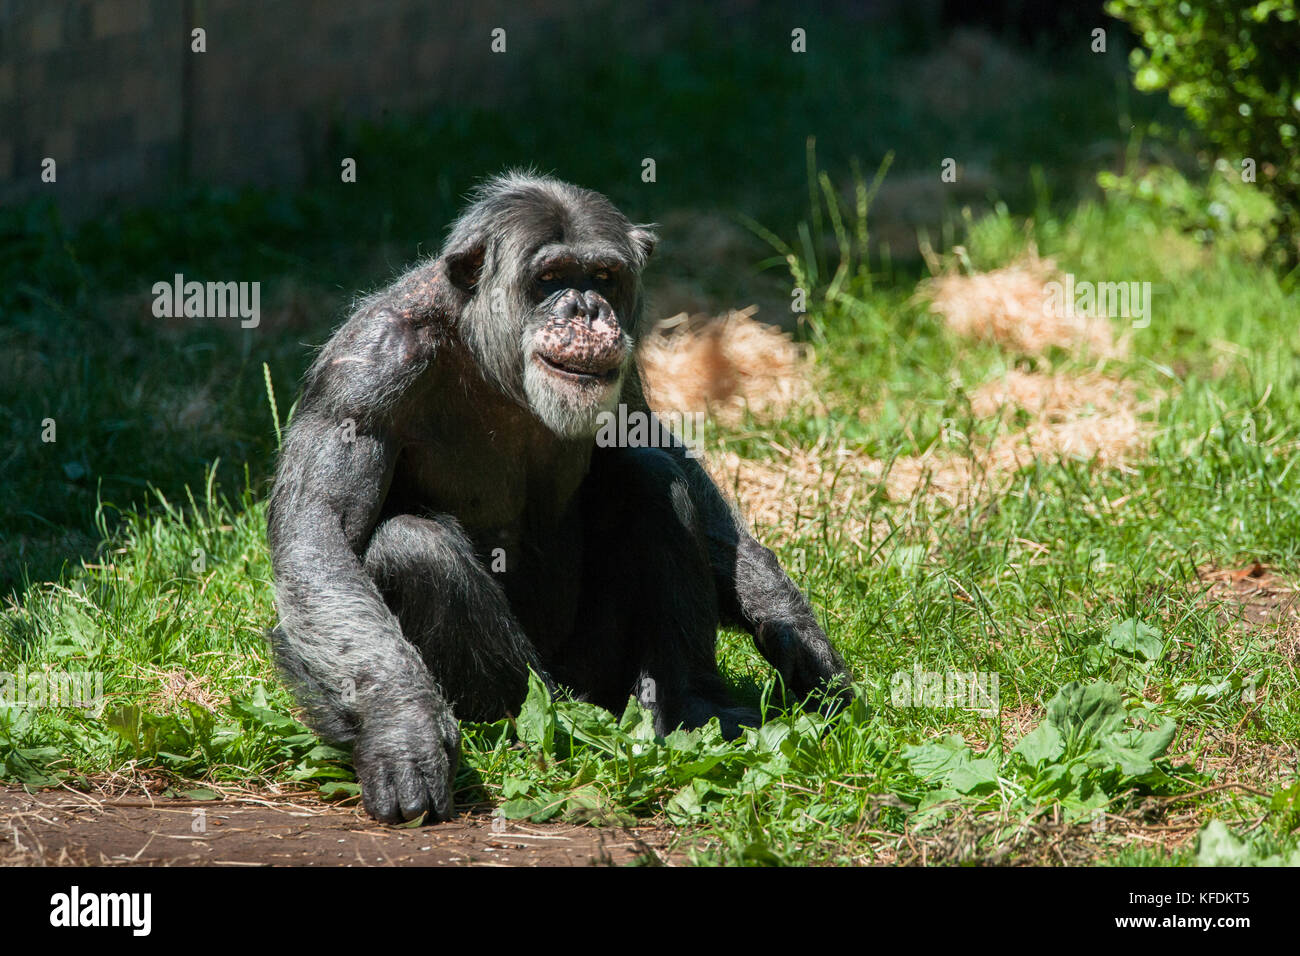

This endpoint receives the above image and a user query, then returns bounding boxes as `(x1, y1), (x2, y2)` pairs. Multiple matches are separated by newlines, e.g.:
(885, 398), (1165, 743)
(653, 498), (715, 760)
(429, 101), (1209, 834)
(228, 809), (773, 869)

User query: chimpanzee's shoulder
(297, 261), (464, 417)
(384, 257), (466, 331)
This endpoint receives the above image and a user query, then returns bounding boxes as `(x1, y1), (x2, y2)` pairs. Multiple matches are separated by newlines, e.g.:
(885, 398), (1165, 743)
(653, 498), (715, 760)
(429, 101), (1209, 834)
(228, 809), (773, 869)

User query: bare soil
(1198, 563), (1299, 632)
(0, 787), (674, 867)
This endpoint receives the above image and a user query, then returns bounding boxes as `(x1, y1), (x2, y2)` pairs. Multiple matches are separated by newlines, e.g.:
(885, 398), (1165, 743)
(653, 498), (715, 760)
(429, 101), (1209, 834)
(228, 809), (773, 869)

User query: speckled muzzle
(532, 289), (627, 380)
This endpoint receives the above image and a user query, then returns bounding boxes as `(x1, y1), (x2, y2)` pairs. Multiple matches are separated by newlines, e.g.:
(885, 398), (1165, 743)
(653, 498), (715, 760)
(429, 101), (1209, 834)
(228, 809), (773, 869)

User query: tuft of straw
(920, 252), (1124, 357)
(708, 442), (888, 549)
(639, 307), (816, 424)
(141, 666), (227, 713)
(969, 368), (1153, 470)
(642, 263), (1156, 543)
(706, 366), (1155, 537)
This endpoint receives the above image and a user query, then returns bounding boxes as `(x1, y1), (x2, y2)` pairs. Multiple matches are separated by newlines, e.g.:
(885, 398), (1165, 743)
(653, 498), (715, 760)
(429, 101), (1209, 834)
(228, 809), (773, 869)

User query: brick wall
(1, 0), (186, 211)
(0, 0), (897, 216)
(0, 0), (577, 215)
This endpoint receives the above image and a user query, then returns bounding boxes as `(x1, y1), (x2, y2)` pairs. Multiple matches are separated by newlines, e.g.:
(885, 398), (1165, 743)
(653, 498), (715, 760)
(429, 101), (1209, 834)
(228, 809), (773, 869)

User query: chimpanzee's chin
(523, 359), (621, 439)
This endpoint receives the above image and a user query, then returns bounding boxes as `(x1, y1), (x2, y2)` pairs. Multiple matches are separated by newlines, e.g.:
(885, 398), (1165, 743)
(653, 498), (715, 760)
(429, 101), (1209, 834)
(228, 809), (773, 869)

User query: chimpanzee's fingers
(426, 727), (459, 821)
(393, 763), (431, 822)
(361, 765), (402, 824)
(427, 768), (454, 823)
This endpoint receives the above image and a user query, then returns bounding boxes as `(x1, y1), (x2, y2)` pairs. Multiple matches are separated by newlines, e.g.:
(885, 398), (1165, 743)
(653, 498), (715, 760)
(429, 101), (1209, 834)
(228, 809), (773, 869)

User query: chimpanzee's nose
(556, 288), (612, 325)
(555, 288), (584, 319)
(582, 291), (613, 325)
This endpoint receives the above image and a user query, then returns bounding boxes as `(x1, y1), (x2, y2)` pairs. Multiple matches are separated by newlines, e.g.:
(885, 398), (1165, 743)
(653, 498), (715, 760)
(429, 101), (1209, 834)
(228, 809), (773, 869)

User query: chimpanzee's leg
(577, 447), (759, 738)
(362, 513), (550, 722)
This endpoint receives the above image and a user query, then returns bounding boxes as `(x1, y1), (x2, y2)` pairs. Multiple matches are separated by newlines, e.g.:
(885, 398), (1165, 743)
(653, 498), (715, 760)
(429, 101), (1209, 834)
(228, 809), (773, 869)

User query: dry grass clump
(707, 440), (965, 542)
(920, 252), (1123, 358)
(640, 257), (1156, 535)
(709, 442), (883, 546)
(970, 368), (1153, 470)
(639, 307), (816, 424)
(969, 367), (1125, 420)
(139, 666), (227, 713)
(900, 253), (1155, 508)
(707, 365), (1155, 533)
(873, 372), (1152, 510)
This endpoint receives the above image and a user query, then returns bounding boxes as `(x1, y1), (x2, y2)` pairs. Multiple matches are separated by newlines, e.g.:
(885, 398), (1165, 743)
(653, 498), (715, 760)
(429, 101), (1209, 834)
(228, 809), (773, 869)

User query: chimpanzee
(267, 173), (852, 823)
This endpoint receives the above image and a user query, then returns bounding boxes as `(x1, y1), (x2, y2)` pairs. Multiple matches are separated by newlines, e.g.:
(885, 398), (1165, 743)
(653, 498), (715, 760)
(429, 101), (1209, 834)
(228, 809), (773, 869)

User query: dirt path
(0, 787), (674, 866)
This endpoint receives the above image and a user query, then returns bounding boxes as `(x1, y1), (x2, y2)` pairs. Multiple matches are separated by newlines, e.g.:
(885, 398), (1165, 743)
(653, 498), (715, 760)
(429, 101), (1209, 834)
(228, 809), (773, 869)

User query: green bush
(1107, 0), (1300, 265)
(1097, 158), (1278, 258)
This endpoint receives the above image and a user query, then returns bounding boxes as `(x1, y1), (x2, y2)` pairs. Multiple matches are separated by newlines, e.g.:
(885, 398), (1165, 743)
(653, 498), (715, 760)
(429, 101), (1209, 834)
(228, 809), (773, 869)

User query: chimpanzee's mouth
(535, 354), (622, 384)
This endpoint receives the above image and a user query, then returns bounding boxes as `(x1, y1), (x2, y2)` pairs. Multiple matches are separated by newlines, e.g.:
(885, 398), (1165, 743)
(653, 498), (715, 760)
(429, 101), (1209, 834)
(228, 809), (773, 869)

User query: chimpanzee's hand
(353, 704), (461, 824)
(758, 619), (856, 714)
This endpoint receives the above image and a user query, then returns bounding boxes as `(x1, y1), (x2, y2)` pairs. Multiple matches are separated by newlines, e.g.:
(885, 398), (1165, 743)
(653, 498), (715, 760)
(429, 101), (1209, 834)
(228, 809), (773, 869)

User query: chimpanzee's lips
(535, 353), (622, 384)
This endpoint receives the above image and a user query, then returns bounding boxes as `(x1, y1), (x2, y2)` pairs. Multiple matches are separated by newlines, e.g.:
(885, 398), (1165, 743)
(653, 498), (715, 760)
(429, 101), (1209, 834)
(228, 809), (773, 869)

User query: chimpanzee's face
(519, 244), (637, 438)
(442, 180), (656, 440)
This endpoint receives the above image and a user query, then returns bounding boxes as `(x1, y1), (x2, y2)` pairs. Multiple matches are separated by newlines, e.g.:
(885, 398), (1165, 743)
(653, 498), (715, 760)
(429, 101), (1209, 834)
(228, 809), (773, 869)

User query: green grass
(3, 174), (1299, 865)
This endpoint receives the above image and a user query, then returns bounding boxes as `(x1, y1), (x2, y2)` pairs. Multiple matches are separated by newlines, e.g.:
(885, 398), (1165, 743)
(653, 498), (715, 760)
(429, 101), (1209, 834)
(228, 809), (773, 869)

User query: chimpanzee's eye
(539, 271), (558, 282)
(593, 269), (610, 281)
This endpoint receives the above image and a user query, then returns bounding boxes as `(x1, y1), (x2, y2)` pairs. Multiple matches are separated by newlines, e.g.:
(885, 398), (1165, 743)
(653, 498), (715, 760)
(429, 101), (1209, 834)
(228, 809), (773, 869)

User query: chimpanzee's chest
(391, 434), (533, 530)
(385, 424), (591, 653)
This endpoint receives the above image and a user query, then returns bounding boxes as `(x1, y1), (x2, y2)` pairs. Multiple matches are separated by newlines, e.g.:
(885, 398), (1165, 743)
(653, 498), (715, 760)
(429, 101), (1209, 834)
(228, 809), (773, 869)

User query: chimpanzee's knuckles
(762, 620), (854, 704)
(392, 764), (430, 821)
(358, 750), (453, 824)
(358, 762), (401, 823)
(424, 711), (461, 821)
(354, 711), (460, 823)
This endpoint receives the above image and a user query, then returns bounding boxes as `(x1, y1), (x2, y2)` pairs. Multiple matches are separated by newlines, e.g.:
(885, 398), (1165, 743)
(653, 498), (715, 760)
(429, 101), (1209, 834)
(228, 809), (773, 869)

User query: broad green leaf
(754, 721), (792, 755)
(318, 781), (360, 801)
(902, 734), (972, 779)
(502, 776), (532, 799)
(1104, 618), (1164, 661)
(1045, 681), (1126, 740)
(1012, 721), (1065, 765)
(288, 764), (353, 782)
(515, 671), (555, 753)
(501, 793), (562, 821)
(665, 782), (703, 821)
(303, 743), (349, 761)
(1196, 820), (1252, 866)
(1174, 674), (1245, 705)
(665, 778), (729, 823)
(948, 760), (999, 794)
(903, 735), (998, 794)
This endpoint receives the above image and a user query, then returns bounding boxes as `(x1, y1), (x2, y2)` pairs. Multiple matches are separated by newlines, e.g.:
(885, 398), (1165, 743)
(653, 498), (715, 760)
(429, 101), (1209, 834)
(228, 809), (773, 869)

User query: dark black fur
(267, 173), (852, 823)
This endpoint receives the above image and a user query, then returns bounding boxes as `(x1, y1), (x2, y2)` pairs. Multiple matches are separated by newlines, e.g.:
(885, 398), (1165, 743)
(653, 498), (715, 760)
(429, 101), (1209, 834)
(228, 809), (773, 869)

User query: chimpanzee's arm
(267, 301), (460, 822)
(269, 412), (434, 735)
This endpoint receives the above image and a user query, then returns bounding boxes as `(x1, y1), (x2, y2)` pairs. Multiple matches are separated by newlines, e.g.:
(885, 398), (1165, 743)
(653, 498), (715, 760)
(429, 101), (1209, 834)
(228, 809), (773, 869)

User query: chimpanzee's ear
(629, 225), (657, 267)
(444, 239), (487, 293)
